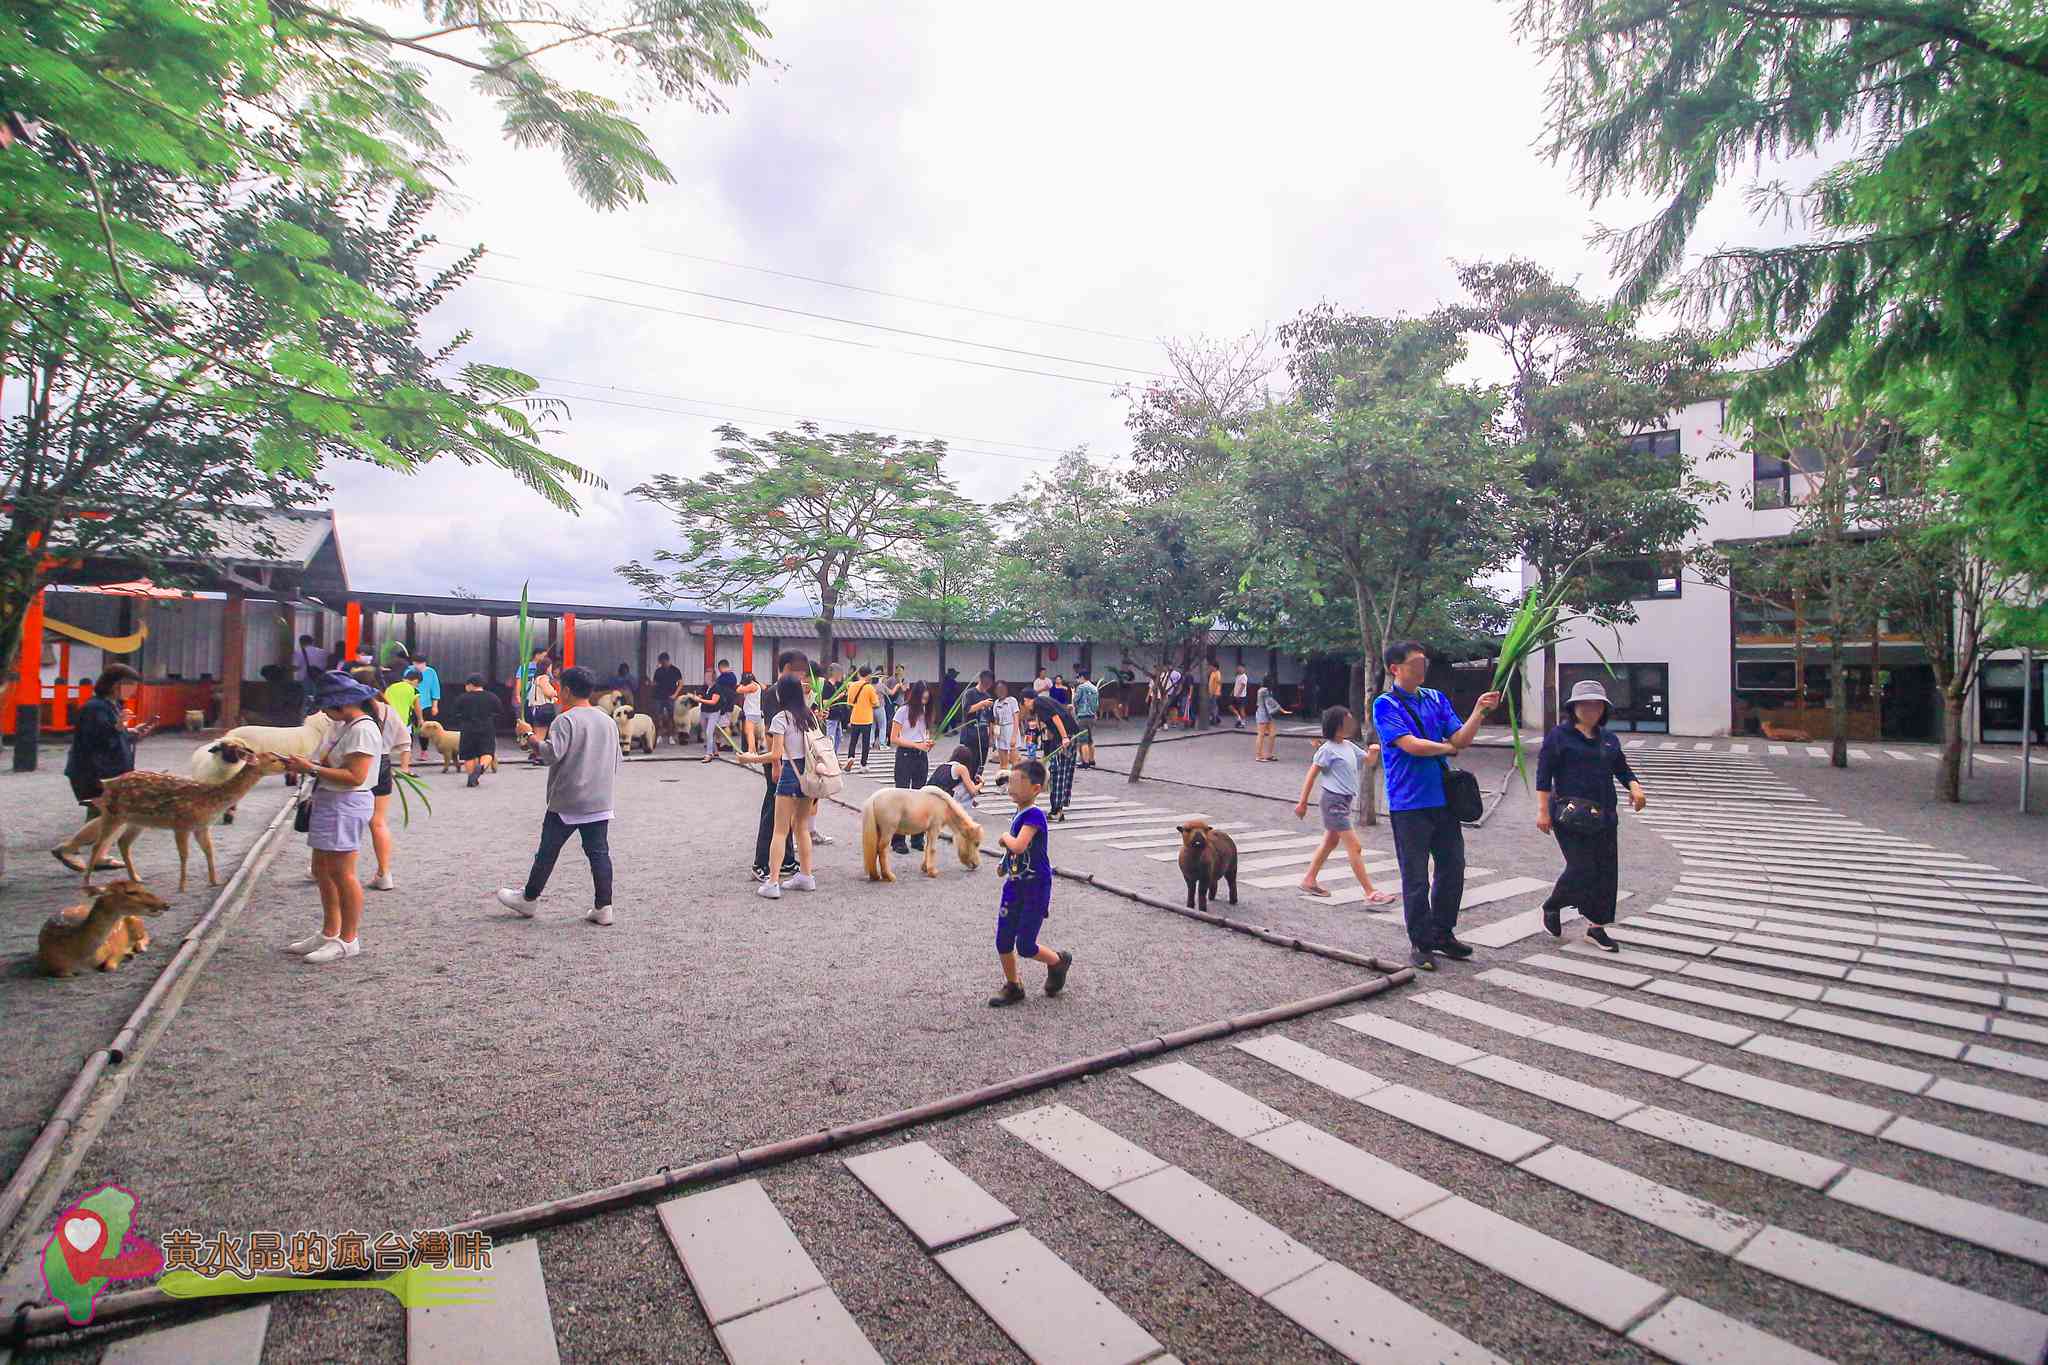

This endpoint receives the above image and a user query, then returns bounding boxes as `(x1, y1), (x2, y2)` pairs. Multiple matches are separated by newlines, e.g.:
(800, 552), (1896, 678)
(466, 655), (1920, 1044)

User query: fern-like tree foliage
(1513, 0), (2048, 639)
(617, 424), (969, 663)
(0, 0), (770, 674)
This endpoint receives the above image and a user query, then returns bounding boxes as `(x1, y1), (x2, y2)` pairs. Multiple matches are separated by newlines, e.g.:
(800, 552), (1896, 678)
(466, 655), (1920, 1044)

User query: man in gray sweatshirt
(496, 665), (623, 926)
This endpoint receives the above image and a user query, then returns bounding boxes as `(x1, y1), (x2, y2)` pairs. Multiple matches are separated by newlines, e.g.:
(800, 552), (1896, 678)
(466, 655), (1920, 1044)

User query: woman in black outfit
(888, 681), (935, 855)
(1535, 679), (1646, 952)
(53, 663), (156, 871)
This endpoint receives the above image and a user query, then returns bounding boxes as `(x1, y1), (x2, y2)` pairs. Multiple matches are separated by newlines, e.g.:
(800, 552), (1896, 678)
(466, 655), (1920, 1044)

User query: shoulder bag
(1386, 692), (1484, 823)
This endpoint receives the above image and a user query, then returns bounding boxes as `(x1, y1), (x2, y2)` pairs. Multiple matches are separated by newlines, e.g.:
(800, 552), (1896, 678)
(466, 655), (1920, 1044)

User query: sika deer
(38, 880), (170, 976)
(86, 741), (289, 891)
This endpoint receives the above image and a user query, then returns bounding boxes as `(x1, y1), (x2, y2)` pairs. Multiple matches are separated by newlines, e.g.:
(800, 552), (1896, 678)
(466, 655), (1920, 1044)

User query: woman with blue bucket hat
(283, 670), (388, 964)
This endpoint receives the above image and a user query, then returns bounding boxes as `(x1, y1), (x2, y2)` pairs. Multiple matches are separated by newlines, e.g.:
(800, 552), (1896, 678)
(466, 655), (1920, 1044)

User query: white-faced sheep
(187, 714), (332, 823)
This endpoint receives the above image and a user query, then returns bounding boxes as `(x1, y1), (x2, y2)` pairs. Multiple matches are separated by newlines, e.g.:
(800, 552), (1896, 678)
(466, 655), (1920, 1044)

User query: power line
(534, 375), (1079, 455)
(529, 390), (1063, 464)
(641, 245), (1165, 347)
(477, 275), (1130, 390)
(490, 253), (1160, 377)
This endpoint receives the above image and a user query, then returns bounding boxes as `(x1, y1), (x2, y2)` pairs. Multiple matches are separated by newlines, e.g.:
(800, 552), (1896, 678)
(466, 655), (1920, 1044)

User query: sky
(325, 0), (1768, 609)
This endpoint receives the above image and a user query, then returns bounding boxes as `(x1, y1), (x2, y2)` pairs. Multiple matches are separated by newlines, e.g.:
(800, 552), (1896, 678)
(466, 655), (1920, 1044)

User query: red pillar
(741, 621), (754, 675)
(8, 589), (45, 733)
(703, 622), (716, 678)
(343, 600), (362, 662)
(562, 612), (577, 669)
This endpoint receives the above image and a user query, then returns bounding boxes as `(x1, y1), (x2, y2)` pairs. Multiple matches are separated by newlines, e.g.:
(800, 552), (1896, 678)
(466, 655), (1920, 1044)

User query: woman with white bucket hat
(1534, 678), (1646, 951)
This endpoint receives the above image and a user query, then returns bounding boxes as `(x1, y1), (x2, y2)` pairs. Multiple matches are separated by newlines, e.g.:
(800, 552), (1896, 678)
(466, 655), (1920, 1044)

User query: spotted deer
(85, 741), (289, 891)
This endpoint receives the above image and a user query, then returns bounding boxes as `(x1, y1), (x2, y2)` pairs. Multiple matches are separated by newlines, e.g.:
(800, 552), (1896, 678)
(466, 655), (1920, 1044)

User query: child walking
(1293, 705), (1396, 904)
(988, 759), (1074, 1007)
(496, 666), (622, 926)
(449, 674), (502, 788)
(992, 681), (1020, 768)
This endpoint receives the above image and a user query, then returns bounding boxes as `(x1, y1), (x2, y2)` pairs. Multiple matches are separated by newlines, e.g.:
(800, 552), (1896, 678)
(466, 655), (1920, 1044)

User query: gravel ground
(0, 735), (295, 1180)
(9, 722), (2048, 1362)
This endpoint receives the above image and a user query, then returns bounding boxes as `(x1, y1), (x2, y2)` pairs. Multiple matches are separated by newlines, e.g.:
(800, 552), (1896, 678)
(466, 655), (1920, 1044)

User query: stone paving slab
(1264, 1260), (1510, 1365)
(1625, 1295), (1834, 1365)
(1515, 1145), (1760, 1256)
(101, 1304), (270, 1365)
(1682, 1063), (1892, 1136)
(1233, 1032), (1389, 1099)
(713, 1286), (886, 1365)
(407, 1237), (558, 1365)
(1108, 1165), (1325, 1298)
(1402, 1196), (1667, 1333)
(658, 1180), (827, 1325)
(1244, 1119), (1453, 1221)
(1131, 1061), (1289, 1139)
(1617, 1107), (1846, 1189)
(842, 1141), (1018, 1252)
(1828, 1168), (2048, 1268)
(999, 1104), (1167, 1192)
(1359, 1084), (1551, 1164)
(934, 1228), (1162, 1365)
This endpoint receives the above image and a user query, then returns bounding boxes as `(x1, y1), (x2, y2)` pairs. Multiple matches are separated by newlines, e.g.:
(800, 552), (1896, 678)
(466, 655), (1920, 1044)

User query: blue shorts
(997, 879), (1052, 956)
(775, 756), (807, 797)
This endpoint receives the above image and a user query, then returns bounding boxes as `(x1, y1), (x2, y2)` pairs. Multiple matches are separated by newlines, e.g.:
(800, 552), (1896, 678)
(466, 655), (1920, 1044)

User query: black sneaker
(1045, 951), (1074, 997)
(890, 837), (909, 854)
(750, 866), (770, 884)
(1587, 926), (1621, 953)
(466, 770), (480, 788)
(988, 982), (1027, 1008)
(910, 836), (925, 851)
(1409, 947), (1438, 972)
(1542, 901), (1562, 938)
(1436, 937), (1474, 961)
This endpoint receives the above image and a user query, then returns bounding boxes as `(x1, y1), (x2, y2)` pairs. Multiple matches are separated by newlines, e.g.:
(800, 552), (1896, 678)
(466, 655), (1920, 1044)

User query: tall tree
(1512, 0), (2048, 615)
(1, 0), (769, 697)
(886, 504), (1020, 683)
(1120, 332), (1273, 494)
(619, 424), (965, 662)
(1236, 309), (1513, 824)
(1703, 391), (1896, 767)
(1861, 430), (2030, 801)
(1448, 259), (1719, 729)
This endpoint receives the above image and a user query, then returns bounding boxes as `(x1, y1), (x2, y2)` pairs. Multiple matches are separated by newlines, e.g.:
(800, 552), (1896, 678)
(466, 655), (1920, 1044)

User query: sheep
(614, 703), (657, 755)
(593, 689), (624, 717)
(416, 720), (463, 771)
(188, 714), (332, 823)
(673, 697), (701, 745)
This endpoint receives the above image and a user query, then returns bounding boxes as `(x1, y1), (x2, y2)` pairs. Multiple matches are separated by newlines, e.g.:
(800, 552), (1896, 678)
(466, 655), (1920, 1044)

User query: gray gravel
(10, 724), (2048, 1363)
(0, 734), (294, 1179)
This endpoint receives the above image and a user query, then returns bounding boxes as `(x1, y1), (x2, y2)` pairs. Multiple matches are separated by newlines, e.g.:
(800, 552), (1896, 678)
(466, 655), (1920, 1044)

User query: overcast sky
(324, 1), (1762, 609)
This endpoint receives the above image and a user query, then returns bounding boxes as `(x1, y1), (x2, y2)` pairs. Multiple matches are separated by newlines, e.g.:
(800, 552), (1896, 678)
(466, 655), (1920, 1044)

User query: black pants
(845, 721), (872, 767)
(1550, 824), (1620, 925)
(963, 721), (989, 773)
(754, 760), (798, 876)
(1390, 805), (1466, 950)
(892, 746), (930, 850)
(524, 811), (613, 908)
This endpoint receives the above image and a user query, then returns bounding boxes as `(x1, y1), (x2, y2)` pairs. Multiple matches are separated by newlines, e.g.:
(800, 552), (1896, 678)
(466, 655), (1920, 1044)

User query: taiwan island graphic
(40, 1184), (165, 1324)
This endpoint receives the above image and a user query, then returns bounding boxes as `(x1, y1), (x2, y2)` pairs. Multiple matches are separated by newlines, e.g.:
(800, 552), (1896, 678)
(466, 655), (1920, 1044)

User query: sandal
(1362, 890), (1397, 906)
(50, 848), (86, 873)
(1298, 883), (1331, 898)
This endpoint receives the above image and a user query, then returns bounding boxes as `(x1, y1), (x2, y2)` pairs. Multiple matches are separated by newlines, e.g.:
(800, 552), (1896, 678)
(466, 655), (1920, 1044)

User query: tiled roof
(182, 508), (335, 568)
(716, 613), (1060, 643)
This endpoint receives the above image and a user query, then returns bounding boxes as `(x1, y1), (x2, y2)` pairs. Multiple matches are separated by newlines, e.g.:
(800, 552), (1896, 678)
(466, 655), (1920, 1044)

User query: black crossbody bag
(1386, 692), (1485, 823)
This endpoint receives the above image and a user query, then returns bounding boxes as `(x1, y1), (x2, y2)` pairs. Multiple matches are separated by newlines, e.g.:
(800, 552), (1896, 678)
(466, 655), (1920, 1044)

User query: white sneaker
(303, 937), (359, 964)
(586, 905), (614, 926)
(285, 931), (329, 955)
(809, 831), (835, 846)
(495, 888), (537, 917)
(370, 872), (395, 891)
(756, 880), (783, 900)
(786, 872), (816, 892)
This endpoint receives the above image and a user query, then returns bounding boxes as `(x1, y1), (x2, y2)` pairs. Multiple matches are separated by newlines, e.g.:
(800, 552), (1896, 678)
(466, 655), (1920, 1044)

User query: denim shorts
(1320, 791), (1355, 833)
(776, 756), (807, 797)
(309, 789), (374, 853)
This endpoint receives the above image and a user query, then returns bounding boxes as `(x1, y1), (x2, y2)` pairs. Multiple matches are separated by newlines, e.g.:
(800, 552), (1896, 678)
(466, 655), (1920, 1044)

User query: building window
(1735, 659), (1797, 692)
(1753, 452), (1795, 508)
(1627, 429), (1680, 457)
(1629, 555), (1682, 600)
(1558, 662), (1669, 732)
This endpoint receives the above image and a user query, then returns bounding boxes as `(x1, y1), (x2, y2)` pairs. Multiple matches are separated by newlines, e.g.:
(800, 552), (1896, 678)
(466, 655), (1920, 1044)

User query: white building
(1522, 397), (1950, 740)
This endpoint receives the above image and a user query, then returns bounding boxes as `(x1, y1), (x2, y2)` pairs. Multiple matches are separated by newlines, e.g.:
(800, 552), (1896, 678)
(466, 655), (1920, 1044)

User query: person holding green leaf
(1535, 680), (1646, 952)
(1372, 642), (1501, 972)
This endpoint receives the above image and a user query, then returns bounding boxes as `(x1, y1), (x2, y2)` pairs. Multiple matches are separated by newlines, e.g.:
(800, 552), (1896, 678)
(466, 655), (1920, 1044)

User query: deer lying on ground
(38, 880), (169, 976)
(86, 741), (289, 891)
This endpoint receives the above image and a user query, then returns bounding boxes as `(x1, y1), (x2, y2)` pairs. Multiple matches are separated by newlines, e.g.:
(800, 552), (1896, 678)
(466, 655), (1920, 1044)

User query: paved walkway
(12, 746), (2048, 1362)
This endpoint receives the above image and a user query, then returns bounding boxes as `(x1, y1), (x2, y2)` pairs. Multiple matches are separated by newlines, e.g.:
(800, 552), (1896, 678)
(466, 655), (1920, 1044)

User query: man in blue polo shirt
(1373, 640), (1500, 972)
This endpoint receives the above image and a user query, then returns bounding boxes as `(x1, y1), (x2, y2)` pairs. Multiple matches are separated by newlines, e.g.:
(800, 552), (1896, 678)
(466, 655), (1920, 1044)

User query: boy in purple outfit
(987, 759), (1074, 1007)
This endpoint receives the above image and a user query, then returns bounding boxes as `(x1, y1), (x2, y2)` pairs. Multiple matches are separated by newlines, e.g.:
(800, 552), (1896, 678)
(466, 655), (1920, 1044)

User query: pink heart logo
(57, 1211), (106, 1285)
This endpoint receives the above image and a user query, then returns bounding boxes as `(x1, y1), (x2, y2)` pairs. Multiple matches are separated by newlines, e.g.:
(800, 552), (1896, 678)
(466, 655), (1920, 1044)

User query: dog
(860, 786), (984, 882)
(38, 880), (169, 977)
(1761, 721), (1813, 743)
(1176, 819), (1238, 912)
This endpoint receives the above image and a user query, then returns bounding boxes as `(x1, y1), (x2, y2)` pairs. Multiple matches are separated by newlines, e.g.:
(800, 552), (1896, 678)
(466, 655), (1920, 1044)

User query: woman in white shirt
(888, 680), (937, 854)
(992, 683), (1020, 767)
(285, 671), (388, 964)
